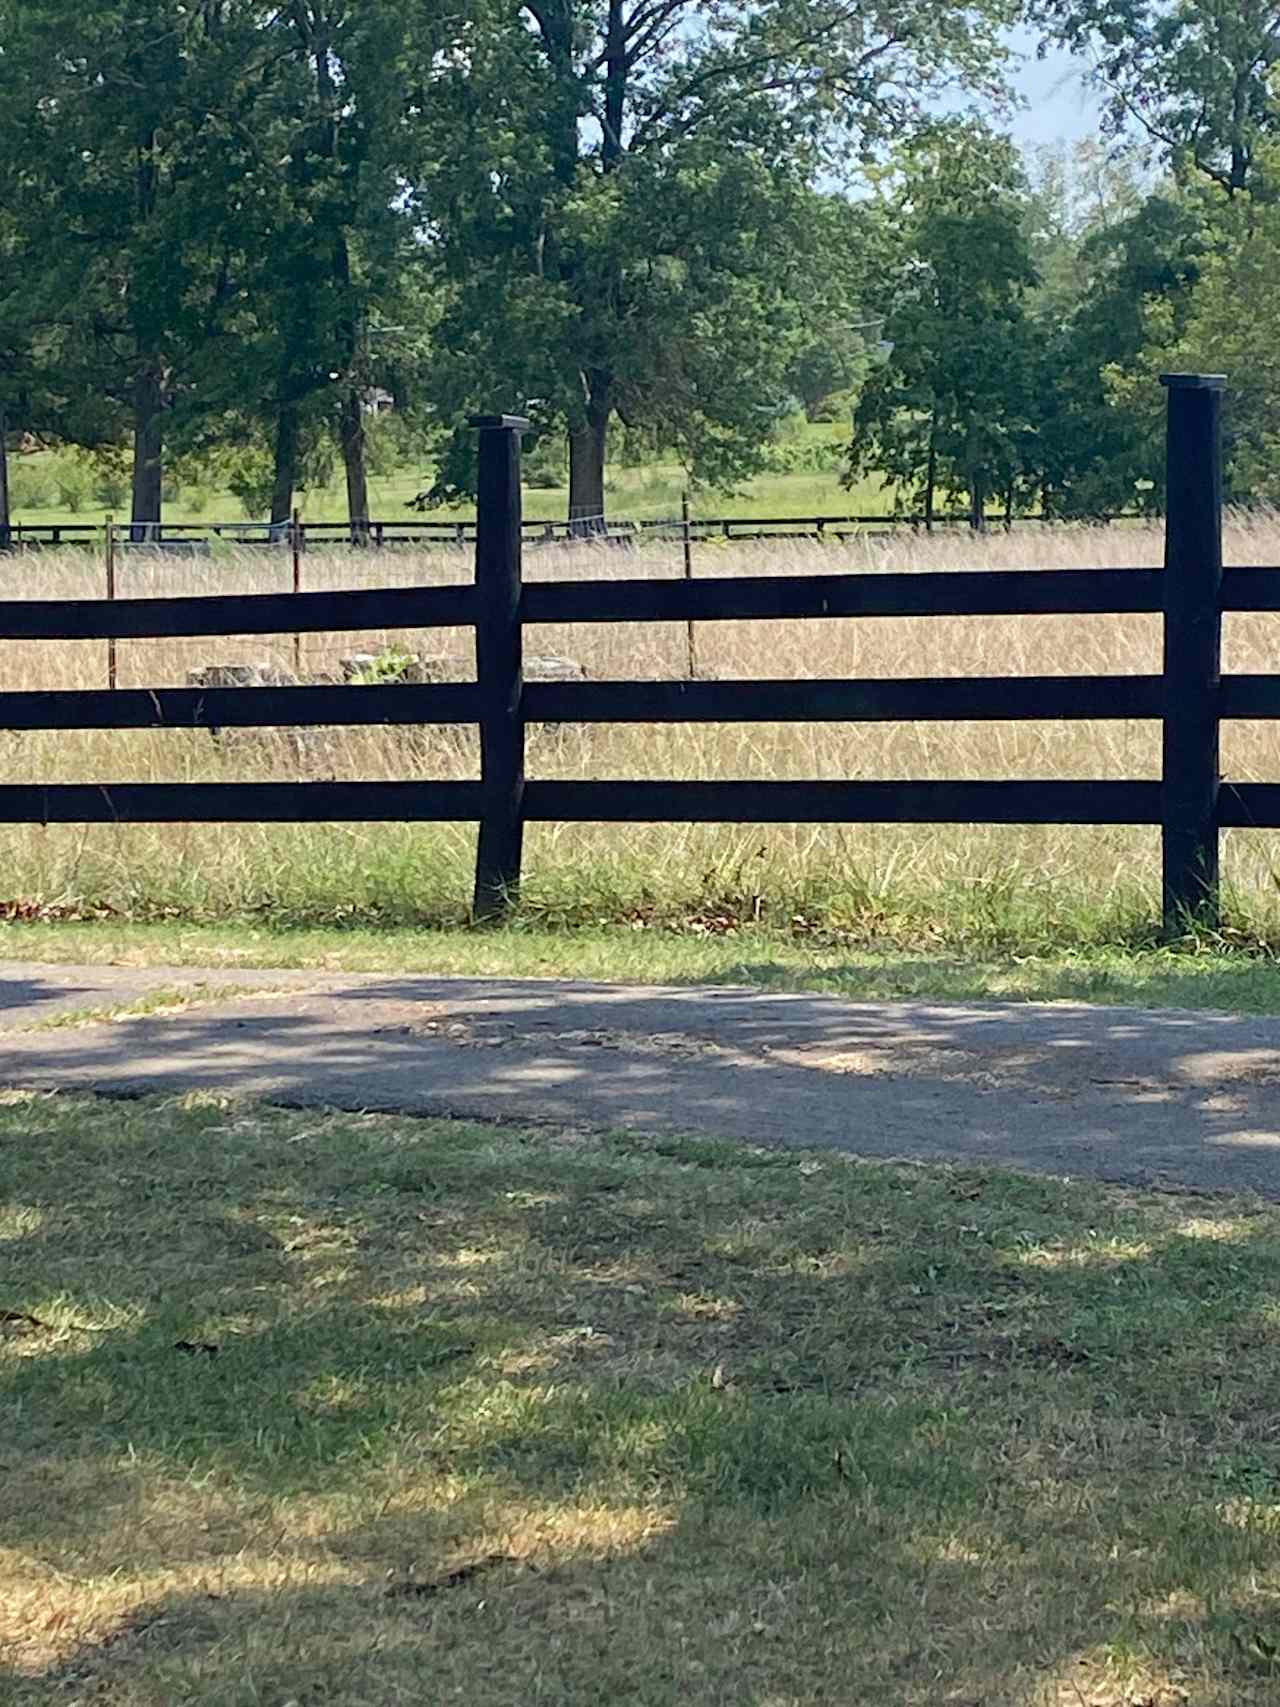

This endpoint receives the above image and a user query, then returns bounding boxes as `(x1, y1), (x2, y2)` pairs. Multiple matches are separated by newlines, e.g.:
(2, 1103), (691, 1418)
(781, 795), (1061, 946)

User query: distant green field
(6, 421), (904, 528)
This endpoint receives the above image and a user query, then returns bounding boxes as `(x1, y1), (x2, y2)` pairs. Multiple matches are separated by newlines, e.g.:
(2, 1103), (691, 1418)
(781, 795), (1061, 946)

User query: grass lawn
(6, 918), (1280, 1015)
(8, 426), (890, 529)
(3, 1091), (1280, 1704)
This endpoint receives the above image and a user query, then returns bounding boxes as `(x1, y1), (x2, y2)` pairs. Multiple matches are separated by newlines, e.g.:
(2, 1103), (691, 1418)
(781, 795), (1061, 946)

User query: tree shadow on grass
(3, 1093), (1280, 1700)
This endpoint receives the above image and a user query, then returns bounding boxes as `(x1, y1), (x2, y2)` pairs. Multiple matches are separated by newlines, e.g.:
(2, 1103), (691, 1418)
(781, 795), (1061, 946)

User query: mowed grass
(4, 1091), (1280, 1705)
(8, 424), (876, 528)
(4, 515), (1280, 949)
(8, 916), (1280, 1016)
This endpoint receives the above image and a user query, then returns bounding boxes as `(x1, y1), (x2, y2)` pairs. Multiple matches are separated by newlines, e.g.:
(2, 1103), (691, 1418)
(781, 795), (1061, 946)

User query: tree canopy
(1032, 0), (1280, 194)
(0, 0), (1275, 531)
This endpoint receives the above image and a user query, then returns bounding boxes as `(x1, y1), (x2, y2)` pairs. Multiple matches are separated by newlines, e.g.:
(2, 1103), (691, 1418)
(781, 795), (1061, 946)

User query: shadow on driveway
(2, 969), (1278, 1197)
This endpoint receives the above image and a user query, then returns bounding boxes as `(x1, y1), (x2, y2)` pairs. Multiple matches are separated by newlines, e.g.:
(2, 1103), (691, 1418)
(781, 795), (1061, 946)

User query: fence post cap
(469, 414), (532, 432)
(1159, 373), (1226, 390)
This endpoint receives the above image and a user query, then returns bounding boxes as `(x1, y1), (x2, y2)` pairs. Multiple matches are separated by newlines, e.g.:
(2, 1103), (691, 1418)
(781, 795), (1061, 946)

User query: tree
(782, 199), (881, 420)
(0, 0), (275, 536)
(0, 1), (430, 535)
(412, 0), (1019, 524)
(1129, 171), (1280, 500)
(1032, 0), (1280, 195)
(165, 2), (434, 531)
(846, 126), (1039, 527)
(1031, 188), (1206, 515)
(1023, 138), (1149, 322)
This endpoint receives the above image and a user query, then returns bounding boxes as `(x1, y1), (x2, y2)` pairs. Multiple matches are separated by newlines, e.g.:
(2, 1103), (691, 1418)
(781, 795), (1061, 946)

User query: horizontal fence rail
(0, 583), (476, 641)
(0, 683), (481, 731)
(5, 672), (1280, 738)
(3, 380), (1277, 933)
(522, 569), (1169, 623)
(0, 779), (1163, 827)
(6, 563), (1278, 642)
(7, 778), (1278, 834)
(0, 782), (484, 824)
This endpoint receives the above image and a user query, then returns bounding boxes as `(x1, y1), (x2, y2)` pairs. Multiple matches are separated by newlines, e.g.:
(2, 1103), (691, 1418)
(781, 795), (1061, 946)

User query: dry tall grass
(5, 519), (1279, 942)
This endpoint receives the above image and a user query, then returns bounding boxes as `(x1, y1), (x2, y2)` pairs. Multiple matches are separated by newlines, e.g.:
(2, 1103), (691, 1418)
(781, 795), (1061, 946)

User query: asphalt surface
(2, 960), (1278, 1197)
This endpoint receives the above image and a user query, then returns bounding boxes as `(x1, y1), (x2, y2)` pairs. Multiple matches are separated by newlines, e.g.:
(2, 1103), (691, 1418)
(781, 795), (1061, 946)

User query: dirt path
(2, 960), (1278, 1197)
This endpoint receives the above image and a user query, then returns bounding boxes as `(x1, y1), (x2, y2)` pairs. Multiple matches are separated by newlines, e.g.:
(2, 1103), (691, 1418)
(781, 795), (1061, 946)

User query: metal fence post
(0, 408), (11, 554)
(681, 489), (696, 680)
(471, 414), (530, 919)
(291, 507), (303, 677)
(105, 515), (118, 691)
(1160, 373), (1226, 935)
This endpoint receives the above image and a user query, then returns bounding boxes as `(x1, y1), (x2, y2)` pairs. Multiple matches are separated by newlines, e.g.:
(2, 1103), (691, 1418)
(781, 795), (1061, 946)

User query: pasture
(4, 518), (1280, 948)
(4, 421), (870, 531)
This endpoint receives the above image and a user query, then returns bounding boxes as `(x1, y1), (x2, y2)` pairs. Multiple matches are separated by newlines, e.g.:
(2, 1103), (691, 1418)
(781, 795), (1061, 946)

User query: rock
(339, 653), (380, 680)
(524, 654), (588, 682)
(187, 663), (298, 689)
(186, 663), (326, 761)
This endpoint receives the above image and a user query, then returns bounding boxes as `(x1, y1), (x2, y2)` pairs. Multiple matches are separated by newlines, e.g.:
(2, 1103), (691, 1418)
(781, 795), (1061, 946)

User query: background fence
(3, 507), (1147, 554)
(1, 378), (1276, 933)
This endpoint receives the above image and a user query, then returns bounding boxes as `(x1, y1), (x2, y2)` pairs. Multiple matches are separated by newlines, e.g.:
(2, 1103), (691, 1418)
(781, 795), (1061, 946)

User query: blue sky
(1006, 27), (1105, 150)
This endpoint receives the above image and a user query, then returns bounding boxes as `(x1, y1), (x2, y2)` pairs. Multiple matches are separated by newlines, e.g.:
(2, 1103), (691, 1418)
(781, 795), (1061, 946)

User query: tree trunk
(969, 468), (987, 534)
(1004, 478), (1015, 531)
(0, 409), (11, 552)
(270, 402), (300, 526)
(924, 420), (937, 534)
(568, 377), (611, 532)
(130, 365), (164, 543)
(1230, 70), (1250, 193)
(602, 0), (626, 171)
(340, 387), (370, 546)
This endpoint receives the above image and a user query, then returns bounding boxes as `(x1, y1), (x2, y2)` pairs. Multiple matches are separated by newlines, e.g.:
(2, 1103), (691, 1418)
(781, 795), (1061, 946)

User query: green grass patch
(3, 1091), (1280, 1703)
(6, 917), (1280, 1015)
(8, 426), (891, 528)
(20, 982), (278, 1032)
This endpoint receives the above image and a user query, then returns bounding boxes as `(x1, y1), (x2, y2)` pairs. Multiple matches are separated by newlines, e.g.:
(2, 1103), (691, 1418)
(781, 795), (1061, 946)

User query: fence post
(291, 507), (303, 677)
(0, 408), (10, 554)
(471, 414), (530, 920)
(681, 490), (696, 680)
(105, 515), (118, 691)
(1160, 372), (1226, 936)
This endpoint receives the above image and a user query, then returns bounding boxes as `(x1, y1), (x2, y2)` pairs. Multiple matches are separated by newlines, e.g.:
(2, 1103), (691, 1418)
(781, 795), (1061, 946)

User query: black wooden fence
(3, 378), (1278, 933)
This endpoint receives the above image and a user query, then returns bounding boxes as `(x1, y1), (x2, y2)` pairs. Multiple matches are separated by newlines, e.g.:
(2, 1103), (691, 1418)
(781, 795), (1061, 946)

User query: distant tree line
(852, 0), (1280, 521)
(1, 1), (1279, 534)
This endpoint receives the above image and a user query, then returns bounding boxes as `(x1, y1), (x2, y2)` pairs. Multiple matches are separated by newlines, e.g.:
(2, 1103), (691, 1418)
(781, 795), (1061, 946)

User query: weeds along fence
(2, 379), (1278, 933)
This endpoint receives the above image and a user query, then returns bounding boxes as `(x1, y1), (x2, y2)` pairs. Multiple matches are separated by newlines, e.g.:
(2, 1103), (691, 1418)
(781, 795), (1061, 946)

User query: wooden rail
(3, 378), (1272, 934)
(2, 509), (1150, 552)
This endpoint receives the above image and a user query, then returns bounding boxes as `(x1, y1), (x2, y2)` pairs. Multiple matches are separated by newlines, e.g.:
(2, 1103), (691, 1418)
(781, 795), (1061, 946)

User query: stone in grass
(186, 662), (328, 758)
(187, 663), (298, 690)
(525, 654), (588, 681)
(340, 652), (589, 684)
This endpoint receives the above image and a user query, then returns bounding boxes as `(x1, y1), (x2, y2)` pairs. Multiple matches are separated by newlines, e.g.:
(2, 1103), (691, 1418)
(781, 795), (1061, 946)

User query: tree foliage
(412, 0), (1020, 520)
(1031, 0), (1280, 194)
(1, 0), (1272, 532)
(1036, 189), (1207, 514)
(847, 125), (1039, 523)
